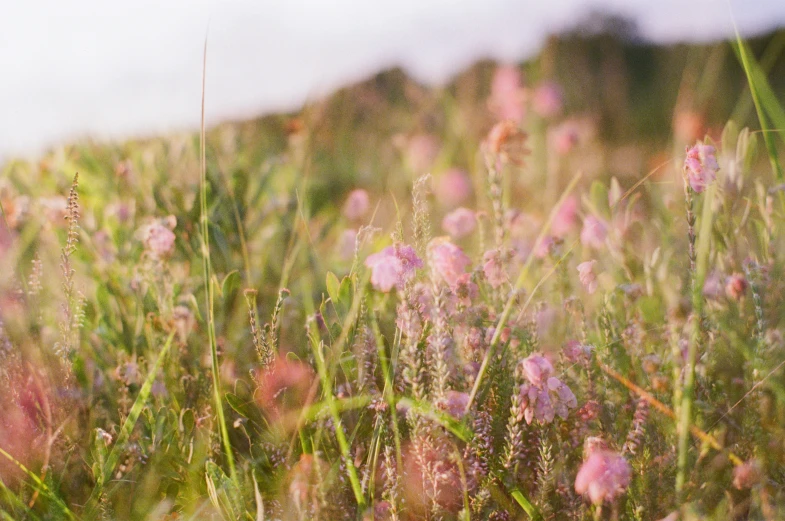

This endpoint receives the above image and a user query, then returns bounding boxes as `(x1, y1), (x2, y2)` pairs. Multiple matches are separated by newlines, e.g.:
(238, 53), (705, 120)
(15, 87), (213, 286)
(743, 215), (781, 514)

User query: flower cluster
(364, 244), (423, 292)
(574, 444), (632, 505)
(518, 354), (577, 424)
(684, 141), (719, 193)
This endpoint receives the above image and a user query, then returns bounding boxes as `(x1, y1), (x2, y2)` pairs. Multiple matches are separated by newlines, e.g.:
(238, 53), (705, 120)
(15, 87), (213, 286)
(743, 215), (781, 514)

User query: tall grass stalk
(199, 37), (237, 484)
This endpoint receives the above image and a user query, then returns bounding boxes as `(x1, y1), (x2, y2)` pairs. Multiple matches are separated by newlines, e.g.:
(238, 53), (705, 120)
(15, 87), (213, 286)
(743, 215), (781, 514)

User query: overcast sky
(2, 0), (784, 161)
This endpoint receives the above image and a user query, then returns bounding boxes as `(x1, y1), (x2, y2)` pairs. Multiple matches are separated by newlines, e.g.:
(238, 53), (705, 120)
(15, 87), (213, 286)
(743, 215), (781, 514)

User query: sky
(2, 0), (785, 161)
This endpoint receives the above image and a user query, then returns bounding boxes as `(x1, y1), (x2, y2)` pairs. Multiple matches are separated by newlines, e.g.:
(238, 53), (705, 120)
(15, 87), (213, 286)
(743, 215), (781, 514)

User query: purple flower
(428, 238), (471, 289)
(532, 81), (563, 119)
(518, 353), (577, 424)
(575, 448), (632, 505)
(342, 189), (370, 221)
(442, 208), (477, 239)
(577, 260), (598, 294)
(684, 142), (719, 193)
(580, 216), (608, 249)
(522, 354), (553, 386)
(364, 244), (423, 292)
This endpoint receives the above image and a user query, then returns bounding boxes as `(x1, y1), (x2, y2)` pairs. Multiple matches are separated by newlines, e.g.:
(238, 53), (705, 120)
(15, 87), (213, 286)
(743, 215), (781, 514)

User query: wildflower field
(1, 27), (785, 521)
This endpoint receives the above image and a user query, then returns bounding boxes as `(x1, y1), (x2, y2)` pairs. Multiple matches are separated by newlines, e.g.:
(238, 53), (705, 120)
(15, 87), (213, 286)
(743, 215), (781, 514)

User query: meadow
(0, 26), (785, 521)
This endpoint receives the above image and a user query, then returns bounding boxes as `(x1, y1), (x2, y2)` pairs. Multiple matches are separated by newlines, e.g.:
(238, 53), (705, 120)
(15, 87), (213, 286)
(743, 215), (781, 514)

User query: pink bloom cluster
(518, 354), (577, 424)
(365, 244), (423, 292)
(428, 238), (471, 289)
(684, 142), (719, 193)
(580, 215), (608, 249)
(342, 189), (370, 221)
(142, 221), (176, 259)
(435, 169), (472, 208)
(442, 208), (477, 239)
(482, 249), (508, 288)
(488, 65), (525, 123)
(574, 446), (632, 505)
(576, 260), (598, 294)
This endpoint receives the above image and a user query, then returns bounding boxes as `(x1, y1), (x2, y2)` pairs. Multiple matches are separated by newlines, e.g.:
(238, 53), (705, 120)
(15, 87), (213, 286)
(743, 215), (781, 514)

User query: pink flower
(405, 133), (440, 173)
(550, 122), (580, 155)
(489, 64), (525, 123)
(732, 459), (761, 489)
(342, 189), (370, 221)
(142, 221), (176, 259)
(575, 448), (632, 505)
(532, 81), (563, 119)
(453, 272), (478, 306)
(551, 195), (578, 237)
(684, 142), (719, 193)
(442, 208), (477, 239)
(484, 120), (529, 166)
(364, 244), (423, 292)
(441, 390), (470, 419)
(702, 270), (722, 299)
(725, 273), (747, 300)
(482, 249), (508, 288)
(522, 354), (554, 386)
(580, 216), (608, 249)
(577, 260), (598, 294)
(519, 353), (577, 424)
(435, 169), (472, 208)
(428, 239), (471, 289)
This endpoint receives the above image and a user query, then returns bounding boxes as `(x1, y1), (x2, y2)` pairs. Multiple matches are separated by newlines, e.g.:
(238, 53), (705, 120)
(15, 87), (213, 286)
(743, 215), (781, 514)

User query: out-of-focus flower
(141, 220), (176, 259)
(288, 453), (329, 509)
(482, 249), (508, 288)
(732, 459), (761, 489)
(442, 208), (477, 239)
(338, 228), (358, 261)
(684, 142), (719, 193)
(551, 196), (578, 237)
(703, 271), (722, 299)
(441, 390), (470, 419)
(574, 447), (632, 505)
(550, 121), (580, 155)
(428, 238), (471, 289)
(364, 244), (423, 292)
(402, 438), (462, 515)
(577, 260), (598, 294)
(342, 189), (371, 221)
(484, 120), (529, 166)
(489, 64), (525, 123)
(454, 272), (478, 307)
(725, 272), (747, 300)
(532, 81), (563, 118)
(434, 168), (472, 208)
(404, 133), (440, 173)
(0, 373), (48, 482)
(580, 216), (608, 249)
(518, 353), (577, 424)
(255, 356), (315, 426)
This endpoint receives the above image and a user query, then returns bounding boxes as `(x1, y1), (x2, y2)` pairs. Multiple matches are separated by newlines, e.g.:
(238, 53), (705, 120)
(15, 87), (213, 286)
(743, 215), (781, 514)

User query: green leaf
(326, 271), (341, 305)
(221, 270), (241, 300)
(205, 461), (246, 521)
(511, 488), (544, 521)
(225, 392), (250, 419)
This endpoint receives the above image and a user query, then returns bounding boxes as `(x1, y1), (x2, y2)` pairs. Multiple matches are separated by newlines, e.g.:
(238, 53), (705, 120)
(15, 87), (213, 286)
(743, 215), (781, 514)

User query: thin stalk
(675, 181), (716, 500)
(199, 36), (237, 483)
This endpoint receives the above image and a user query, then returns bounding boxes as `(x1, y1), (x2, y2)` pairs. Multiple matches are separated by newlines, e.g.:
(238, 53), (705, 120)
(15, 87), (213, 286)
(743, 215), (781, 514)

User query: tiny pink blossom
(142, 221), (176, 259)
(532, 81), (563, 119)
(725, 272), (748, 300)
(435, 168), (473, 208)
(684, 142), (719, 193)
(580, 216), (608, 249)
(577, 260), (598, 294)
(488, 65), (525, 123)
(442, 208), (477, 239)
(406, 133), (440, 173)
(453, 272), (478, 306)
(342, 189), (370, 221)
(364, 244), (423, 293)
(482, 249), (507, 288)
(428, 239), (471, 289)
(575, 449), (632, 505)
(551, 195), (578, 237)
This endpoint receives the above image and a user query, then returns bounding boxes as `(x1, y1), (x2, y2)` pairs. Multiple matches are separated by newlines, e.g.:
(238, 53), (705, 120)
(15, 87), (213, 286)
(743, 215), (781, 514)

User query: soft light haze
(2, 0), (784, 161)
